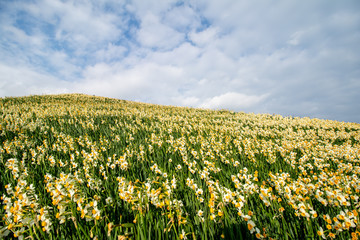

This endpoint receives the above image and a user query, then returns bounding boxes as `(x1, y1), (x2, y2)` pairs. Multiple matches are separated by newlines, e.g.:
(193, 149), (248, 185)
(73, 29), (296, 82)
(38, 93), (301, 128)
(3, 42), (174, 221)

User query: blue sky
(1, 0), (360, 123)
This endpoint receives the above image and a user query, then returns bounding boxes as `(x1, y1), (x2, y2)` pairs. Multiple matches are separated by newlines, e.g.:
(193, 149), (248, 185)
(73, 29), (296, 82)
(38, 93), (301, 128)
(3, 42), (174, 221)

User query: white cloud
(136, 13), (184, 50)
(94, 43), (127, 62)
(2, 25), (44, 48)
(24, 0), (122, 51)
(0, 63), (71, 97)
(147, 42), (201, 66)
(189, 27), (218, 47)
(199, 92), (268, 111)
(287, 31), (304, 46)
(173, 96), (200, 107)
(163, 4), (202, 32)
(126, 0), (178, 17)
(1, 24), (81, 80)
(76, 62), (184, 103)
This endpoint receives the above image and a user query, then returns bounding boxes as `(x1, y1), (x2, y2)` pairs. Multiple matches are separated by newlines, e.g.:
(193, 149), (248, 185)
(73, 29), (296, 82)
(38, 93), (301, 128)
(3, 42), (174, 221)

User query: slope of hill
(1, 94), (360, 239)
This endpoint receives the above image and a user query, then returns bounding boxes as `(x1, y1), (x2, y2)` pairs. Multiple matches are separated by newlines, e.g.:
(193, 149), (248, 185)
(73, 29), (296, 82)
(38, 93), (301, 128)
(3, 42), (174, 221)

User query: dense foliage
(1, 94), (360, 239)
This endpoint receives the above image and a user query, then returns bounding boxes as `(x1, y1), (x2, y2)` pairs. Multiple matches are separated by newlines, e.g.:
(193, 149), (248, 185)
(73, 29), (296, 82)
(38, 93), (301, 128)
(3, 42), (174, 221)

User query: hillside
(1, 94), (360, 239)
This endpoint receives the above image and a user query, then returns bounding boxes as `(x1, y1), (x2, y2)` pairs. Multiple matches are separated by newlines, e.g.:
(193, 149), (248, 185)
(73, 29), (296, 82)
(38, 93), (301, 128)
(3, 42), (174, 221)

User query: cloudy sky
(1, 0), (360, 123)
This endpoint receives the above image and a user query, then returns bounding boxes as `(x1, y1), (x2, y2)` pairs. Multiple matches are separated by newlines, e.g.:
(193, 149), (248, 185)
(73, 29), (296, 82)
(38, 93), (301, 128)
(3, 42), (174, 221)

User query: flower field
(1, 94), (360, 239)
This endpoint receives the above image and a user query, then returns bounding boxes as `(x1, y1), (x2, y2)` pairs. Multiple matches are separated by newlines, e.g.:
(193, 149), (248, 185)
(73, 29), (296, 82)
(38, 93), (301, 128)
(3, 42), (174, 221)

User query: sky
(1, 0), (360, 123)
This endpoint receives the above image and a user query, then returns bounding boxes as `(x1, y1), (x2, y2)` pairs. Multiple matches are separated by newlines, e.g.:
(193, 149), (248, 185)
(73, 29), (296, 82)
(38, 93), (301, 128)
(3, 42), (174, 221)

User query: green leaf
(121, 223), (135, 228)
